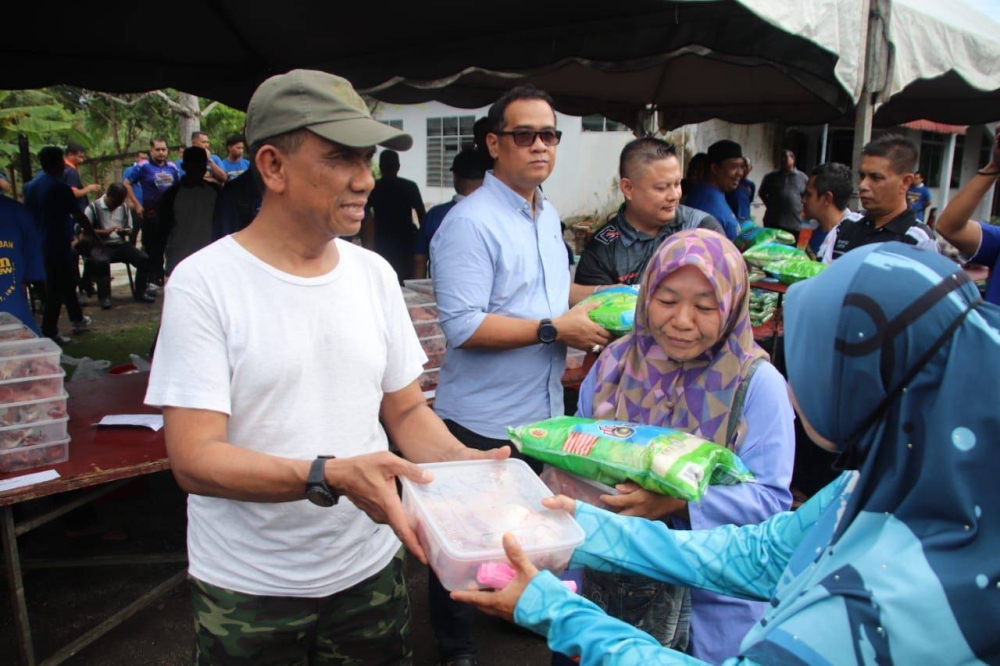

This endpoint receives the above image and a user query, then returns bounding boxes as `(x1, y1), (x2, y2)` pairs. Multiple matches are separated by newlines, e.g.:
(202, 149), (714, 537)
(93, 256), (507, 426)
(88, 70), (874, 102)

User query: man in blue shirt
(121, 150), (149, 211)
(726, 157), (756, 223)
(935, 126), (1000, 305)
(220, 135), (250, 179)
(428, 85), (611, 666)
(0, 196), (46, 334)
(190, 131), (230, 184)
(413, 149), (487, 279)
(683, 140), (742, 239)
(124, 137), (180, 283)
(23, 146), (98, 342)
(906, 170), (933, 222)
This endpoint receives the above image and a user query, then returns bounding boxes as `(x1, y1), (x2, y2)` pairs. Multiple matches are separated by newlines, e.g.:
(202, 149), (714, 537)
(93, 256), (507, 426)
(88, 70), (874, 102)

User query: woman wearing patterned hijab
(572, 229), (795, 663)
(455, 241), (999, 664)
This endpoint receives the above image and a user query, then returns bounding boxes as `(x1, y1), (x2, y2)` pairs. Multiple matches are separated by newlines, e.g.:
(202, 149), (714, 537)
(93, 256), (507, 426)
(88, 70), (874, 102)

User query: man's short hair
(150, 137), (167, 148)
(810, 163), (854, 210)
(38, 146), (64, 174)
(106, 182), (127, 200)
(706, 140), (743, 165)
(862, 134), (918, 175)
(65, 141), (86, 156)
(487, 85), (556, 134)
(226, 135), (244, 148)
(191, 130), (208, 142)
(248, 129), (311, 189)
(618, 137), (678, 180)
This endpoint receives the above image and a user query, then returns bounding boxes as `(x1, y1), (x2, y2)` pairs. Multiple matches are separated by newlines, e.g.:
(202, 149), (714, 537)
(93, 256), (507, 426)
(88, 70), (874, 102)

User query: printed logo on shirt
(154, 170), (175, 192)
(594, 226), (620, 246)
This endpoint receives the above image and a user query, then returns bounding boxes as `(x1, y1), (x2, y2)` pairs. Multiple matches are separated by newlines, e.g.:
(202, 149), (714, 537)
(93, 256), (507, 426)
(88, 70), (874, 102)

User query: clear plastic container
(0, 338), (63, 380)
(0, 416), (69, 450)
(0, 437), (69, 473)
(402, 459), (585, 591)
(0, 325), (38, 342)
(418, 367), (439, 391)
(0, 391), (69, 427)
(401, 288), (436, 306)
(0, 372), (66, 404)
(420, 334), (445, 369)
(403, 278), (435, 296)
(408, 302), (439, 323)
(541, 466), (618, 511)
(0, 312), (27, 329)
(566, 348), (586, 370)
(414, 319), (443, 338)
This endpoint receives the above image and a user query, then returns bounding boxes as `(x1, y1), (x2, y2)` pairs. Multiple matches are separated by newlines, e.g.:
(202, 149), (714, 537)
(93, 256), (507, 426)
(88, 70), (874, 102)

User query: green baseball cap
(245, 69), (412, 151)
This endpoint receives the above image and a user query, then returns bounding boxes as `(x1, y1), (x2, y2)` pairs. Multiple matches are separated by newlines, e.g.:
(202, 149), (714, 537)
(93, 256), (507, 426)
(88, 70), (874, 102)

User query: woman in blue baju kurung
(455, 242), (1000, 664)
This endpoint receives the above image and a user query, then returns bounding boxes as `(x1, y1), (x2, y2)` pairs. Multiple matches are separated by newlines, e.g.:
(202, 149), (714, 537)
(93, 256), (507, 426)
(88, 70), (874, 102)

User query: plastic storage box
(401, 459), (585, 591)
(0, 312), (27, 329)
(0, 338), (63, 380)
(0, 416), (69, 450)
(420, 334), (445, 369)
(540, 466), (618, 511)
(0, 372), (66, 404)
(0, 391), (69, 427)
(418, 367), (439, 391)
(0, 325), (38, 342)
(413, 320), (443, 338)
(0, 437), (70, 473)
(403, 278), (435, 296)
(401, 288), (436, 306)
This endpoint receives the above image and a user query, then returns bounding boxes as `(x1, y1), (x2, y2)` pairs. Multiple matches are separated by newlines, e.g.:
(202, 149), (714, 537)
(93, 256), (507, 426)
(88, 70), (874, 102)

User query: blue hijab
(783, 242), (999, 661)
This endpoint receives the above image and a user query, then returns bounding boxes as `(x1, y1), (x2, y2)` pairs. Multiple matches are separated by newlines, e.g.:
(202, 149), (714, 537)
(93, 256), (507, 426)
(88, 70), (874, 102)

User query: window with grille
(383, 119), (403, 130)
(427, 116), (476, 187)
(581, 114), (629, 132)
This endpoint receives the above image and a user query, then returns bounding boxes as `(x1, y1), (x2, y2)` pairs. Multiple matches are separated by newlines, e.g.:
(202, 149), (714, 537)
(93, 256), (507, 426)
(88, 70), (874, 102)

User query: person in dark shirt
(413, 149), (488, 279)
(160, 148), (221, 276)
(23, 146), (100, 343)
(726, 157), (756, 224)
(573, 138), (723, 303)
(759, 149), (808, 235)
(832, 135), (938, 261)
(363, 150), (426, 283)
(63, 141), (101, 212)
(0, 196), (46, 334)
(906, 171), (933, 222)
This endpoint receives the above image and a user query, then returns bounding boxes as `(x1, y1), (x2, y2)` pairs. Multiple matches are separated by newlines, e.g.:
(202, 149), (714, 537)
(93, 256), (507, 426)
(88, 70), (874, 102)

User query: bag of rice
(735, 228), (796, 252)
(742, 242), (808, 268)
(763, 259), (828, 285)
(507, 416), (754, 502)
(580, 285), (640, 335)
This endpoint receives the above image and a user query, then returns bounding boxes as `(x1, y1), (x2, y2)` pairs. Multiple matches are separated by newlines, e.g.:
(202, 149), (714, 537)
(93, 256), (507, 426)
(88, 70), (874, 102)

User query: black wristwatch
(537, 318), (558, 344)
(305, 456), (339, 507)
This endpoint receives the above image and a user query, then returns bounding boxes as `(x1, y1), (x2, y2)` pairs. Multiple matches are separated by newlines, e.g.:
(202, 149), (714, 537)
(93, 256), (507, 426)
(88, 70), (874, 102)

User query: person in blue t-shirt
(0, 196), (46, 334)
(220, 135), (251, 179)
(683, 140), (742, 239)
(190, 131), (230, 184)
(906, 171), (933, 222)
(725, 157), (755, 223)
(124, 138), (180, 282)
(121, 150), (149, 210)
(935, 126), (1000, 305)
(413, 149), (487, 279)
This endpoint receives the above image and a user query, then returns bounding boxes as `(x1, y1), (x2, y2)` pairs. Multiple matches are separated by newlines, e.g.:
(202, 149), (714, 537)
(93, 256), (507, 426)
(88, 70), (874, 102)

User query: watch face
(539, 322), (557, 343)
(306, 487), (335, 507)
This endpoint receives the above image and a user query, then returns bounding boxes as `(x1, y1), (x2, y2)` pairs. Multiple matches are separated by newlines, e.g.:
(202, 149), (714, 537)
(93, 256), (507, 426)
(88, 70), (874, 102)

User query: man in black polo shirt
(573, 137), (722, 303)
(831, 134), (938, 261)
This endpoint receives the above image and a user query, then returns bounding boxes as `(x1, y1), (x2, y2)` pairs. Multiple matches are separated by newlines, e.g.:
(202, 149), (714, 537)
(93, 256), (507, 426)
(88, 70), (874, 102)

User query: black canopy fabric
(1, 1), (852, 128)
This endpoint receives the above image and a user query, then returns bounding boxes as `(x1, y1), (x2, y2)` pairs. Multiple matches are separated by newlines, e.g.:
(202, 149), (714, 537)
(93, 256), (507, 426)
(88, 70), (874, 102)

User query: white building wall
(374, 102), (633, 219)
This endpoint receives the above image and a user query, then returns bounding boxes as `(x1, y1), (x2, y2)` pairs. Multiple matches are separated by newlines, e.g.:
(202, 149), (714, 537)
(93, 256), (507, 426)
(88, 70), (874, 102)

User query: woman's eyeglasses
(493, 129), (563, 147)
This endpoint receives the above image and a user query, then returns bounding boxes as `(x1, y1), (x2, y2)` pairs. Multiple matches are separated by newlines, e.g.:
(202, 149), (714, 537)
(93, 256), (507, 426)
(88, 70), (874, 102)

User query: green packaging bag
(763, 259), (828, 285)
(735, 228), (796, 252)
(742, 242), (808, 269)
(580, 285), (640, 335)
(507, 416), (754, 502)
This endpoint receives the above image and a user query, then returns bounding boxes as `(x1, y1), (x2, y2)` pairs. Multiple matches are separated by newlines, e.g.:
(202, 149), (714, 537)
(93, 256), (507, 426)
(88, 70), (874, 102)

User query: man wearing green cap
(145, 69), (508, 664)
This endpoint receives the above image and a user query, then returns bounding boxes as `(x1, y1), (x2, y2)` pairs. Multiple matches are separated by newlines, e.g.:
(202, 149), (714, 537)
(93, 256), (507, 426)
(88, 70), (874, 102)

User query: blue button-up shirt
(430, 172), (569, 439)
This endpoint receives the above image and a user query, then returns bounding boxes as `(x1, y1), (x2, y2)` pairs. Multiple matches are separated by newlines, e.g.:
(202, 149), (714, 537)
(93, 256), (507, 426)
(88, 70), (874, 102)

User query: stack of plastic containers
(401, 285), (443, 393)
(0, 319), (69, 473)
(401, 459), (584, 591)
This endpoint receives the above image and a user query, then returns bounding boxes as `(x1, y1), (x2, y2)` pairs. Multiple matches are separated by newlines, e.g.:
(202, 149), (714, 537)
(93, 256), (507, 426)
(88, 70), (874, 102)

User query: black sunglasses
(494, 129), (562, 147)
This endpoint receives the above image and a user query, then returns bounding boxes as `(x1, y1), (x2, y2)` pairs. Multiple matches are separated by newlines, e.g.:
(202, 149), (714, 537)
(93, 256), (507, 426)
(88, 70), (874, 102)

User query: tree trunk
(109, 97), (123, 181)
(178, 92), (201, 146)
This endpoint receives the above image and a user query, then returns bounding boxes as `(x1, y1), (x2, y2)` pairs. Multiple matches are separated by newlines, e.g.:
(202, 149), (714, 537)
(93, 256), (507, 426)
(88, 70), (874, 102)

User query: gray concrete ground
(1, 472), (552, 665)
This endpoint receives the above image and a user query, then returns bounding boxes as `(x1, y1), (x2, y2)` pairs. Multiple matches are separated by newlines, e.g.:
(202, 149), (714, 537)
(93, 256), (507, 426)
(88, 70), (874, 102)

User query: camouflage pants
(189, 549), (412, 665)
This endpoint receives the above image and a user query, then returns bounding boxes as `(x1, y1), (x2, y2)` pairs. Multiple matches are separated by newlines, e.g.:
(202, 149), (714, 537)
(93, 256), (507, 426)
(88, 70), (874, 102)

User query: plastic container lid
(0, 337), (61, 359)
(402, 459), (584, 561)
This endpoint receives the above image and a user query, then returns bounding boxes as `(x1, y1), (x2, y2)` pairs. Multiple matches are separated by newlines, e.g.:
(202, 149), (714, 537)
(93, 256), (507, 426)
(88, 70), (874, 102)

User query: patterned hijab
(590, 229), (767, 447)
(781, 242), (999, 661)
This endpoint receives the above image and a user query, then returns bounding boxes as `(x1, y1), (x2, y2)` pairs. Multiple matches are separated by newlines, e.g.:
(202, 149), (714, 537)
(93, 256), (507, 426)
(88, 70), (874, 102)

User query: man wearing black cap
(683, 139), (744, 239)
(759, 149), (808, 235)
(144, 69), (507, 664)
(413, 149), (488, 279)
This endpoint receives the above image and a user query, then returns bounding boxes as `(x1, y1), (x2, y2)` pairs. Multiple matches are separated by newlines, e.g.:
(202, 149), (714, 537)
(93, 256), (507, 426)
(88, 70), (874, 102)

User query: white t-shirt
(145, 236), (426, 597)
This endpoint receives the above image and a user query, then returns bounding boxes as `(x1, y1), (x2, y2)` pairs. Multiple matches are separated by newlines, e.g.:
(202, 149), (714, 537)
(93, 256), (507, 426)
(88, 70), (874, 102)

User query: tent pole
(939, 133), (957, 210)
(820, 124), (829, 164)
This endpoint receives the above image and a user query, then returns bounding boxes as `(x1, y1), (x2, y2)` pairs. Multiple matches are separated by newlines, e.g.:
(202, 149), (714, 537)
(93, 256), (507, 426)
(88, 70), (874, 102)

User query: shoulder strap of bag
(725, 357), (766, 450)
